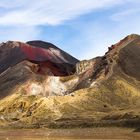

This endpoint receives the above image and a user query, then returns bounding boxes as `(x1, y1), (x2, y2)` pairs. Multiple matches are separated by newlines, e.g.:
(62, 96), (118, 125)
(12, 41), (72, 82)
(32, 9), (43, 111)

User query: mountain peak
(0, 40), (78, 76)
(127, 33), (140, 39)
(27, 40), (57, 49)
(106, 34), (140, 55)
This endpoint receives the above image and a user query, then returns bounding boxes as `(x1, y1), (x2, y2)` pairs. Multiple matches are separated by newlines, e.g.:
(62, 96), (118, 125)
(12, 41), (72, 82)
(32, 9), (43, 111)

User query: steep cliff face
(76, 59), (94, 74)
(0, 34), (140, 128)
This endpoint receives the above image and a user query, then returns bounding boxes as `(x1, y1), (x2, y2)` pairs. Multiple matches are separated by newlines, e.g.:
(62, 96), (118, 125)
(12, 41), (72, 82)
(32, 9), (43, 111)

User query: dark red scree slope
(0, 41), (79, 76)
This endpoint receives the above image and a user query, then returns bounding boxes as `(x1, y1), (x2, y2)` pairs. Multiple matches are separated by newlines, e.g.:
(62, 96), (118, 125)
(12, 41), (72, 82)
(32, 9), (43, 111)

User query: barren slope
(0, 41), (79, 99)
(0, 34), (140, 128)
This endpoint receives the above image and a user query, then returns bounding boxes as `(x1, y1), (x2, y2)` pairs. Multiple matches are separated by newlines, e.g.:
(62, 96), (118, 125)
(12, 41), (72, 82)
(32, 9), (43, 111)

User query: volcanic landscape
(0, 34), (140, 130)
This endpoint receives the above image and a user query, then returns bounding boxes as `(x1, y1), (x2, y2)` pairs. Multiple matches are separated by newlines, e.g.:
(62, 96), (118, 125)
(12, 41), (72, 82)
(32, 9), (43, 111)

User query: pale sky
(0, 0), (140, 60)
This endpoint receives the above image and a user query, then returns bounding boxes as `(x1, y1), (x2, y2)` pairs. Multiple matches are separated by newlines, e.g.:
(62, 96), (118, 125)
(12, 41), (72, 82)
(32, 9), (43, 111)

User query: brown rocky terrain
(0, 41), (78, 99)
(0, 34), (140, 129)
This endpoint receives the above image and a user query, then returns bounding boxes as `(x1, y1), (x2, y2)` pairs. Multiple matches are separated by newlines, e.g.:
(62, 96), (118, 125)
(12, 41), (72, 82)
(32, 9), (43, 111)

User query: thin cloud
(111, 8), (140, 21)
(0, 0), (124, 26)
(0, 0), (25, 8)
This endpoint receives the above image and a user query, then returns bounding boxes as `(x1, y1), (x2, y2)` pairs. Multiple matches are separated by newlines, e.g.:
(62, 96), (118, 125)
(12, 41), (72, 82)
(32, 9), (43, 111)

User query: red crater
(0, 41), (79, 76)
(20, 43), (59, 63)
